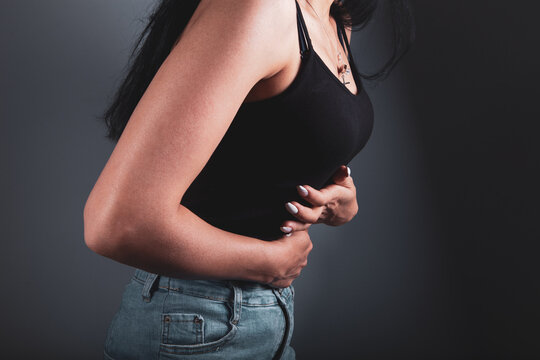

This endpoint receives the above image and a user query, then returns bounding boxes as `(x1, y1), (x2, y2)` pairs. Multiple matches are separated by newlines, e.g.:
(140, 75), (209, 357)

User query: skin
(245, 0), (357, 102)
(83, 0), (358, 289)
(281, 165), (358, 235)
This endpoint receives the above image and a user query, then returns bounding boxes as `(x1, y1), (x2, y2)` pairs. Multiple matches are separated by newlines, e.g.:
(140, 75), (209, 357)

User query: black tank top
(181, 0), (374, 241)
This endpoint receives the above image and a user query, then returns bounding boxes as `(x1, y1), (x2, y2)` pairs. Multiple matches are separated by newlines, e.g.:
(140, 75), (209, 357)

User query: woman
(84, 0), (415, 359)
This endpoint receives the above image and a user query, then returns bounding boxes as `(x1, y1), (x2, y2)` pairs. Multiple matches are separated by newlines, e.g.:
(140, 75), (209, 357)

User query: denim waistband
(132, 268), (293, 306)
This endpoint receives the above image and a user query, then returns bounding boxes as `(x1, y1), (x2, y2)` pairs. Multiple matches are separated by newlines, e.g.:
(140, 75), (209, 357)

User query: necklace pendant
(341, 74), (350, 86)
(338, 63), (350, 76)
(338, 64), (350, 86)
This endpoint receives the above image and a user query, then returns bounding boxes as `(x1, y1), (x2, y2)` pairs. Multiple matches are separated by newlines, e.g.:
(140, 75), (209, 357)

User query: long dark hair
(101, 0), (415, 142)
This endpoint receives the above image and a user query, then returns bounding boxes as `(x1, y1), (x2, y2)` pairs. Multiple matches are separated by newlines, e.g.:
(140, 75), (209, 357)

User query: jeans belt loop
(141, 272), (160, 303)
(228, 281), (242, 325)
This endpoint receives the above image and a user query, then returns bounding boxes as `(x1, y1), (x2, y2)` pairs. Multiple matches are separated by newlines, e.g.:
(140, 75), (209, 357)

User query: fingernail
(297, 185), (308, 197)
(347, 166), (351, 177)
(285, 233), (292, 237)
(280, 226), (292, 233)
(285, 202), (298, 214)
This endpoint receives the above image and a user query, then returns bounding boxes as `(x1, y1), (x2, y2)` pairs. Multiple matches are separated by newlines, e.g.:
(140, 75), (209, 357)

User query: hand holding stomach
(280, 165), (358, 234)
(264, 165), (357, 288)
(264, 229), (313, 288)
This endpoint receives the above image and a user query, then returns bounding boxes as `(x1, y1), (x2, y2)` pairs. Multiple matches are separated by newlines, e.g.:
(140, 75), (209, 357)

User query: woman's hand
(264, 229), (313, 288)
(279, 165), (358, 235)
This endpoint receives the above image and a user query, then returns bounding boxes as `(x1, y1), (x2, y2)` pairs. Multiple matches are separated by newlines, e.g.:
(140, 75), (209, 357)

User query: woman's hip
(104, 268), (295, 360)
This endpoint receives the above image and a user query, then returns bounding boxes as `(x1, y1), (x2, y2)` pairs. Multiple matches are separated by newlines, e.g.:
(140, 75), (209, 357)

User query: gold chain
(304, 0), (351, 82)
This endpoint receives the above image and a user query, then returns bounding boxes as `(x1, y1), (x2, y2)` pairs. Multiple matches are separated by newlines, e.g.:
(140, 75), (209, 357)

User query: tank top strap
(294, 0), (313, 57)
(336, 18), (352, 63)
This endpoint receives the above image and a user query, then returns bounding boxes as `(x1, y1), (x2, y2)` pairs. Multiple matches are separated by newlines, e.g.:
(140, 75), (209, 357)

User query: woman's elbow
(83, 202), (130, 258)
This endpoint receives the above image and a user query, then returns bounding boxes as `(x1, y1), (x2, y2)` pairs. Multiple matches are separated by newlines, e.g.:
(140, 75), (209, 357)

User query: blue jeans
(103, 268), (295, 359)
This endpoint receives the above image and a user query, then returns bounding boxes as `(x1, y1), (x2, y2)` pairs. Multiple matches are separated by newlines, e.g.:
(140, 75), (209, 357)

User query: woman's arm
(83, 0), (312, 286)
(86, 198), (311, 286)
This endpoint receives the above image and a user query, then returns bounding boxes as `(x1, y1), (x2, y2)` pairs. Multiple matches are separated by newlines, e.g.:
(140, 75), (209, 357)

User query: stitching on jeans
(132, 276), (281, 305)
(132, 277), (229, 301)
(270, 306), (287, 360)
(235, 284), (242, 324)
(159, 345), (221, 356)
(173, 290), (230, 302)
(159, 325), (238, 356)
(159, 279), (171, 359)
(241, 302), (278, 307)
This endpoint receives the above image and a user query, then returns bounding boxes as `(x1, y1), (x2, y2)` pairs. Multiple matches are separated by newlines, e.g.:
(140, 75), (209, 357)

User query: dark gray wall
(1, 1), (538, 359)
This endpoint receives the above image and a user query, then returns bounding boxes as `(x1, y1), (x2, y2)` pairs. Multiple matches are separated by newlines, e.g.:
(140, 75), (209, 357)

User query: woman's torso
(180, 0), (374, 241)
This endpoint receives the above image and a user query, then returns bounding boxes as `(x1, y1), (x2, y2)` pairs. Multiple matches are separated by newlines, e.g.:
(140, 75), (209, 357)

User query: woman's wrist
(240, 238), (279, 285)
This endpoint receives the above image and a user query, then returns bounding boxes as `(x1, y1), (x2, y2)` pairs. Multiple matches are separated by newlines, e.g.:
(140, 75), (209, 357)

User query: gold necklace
(304, 0), (351, 86)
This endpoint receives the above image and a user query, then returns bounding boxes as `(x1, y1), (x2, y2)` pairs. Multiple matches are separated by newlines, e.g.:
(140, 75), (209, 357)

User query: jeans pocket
(161, 313), (204, 346)
(159, 293), (238, 356)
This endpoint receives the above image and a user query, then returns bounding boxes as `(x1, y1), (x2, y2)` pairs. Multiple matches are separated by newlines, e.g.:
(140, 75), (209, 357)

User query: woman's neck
(303, 0), (334, 19)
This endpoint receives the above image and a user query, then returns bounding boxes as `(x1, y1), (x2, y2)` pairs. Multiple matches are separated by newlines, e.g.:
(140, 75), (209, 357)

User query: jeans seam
(158, 280), (170, 359)
(271, 302), (287, 360)
(133, 276), (281, 305)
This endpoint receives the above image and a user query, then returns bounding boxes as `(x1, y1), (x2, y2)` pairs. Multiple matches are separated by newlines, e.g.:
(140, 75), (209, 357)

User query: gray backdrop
(1, 1), (538, 359)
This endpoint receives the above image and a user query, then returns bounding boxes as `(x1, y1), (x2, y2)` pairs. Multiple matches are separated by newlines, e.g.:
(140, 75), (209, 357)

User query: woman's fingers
(298, 181), (354, 207)
(280, 220), (311, 234)
(279, 179), (352, 234)
(331, 165), (355, 188)
(296, 185), (328, 206)
(284, 201), (322, 224)
(278, 167), (357, 233)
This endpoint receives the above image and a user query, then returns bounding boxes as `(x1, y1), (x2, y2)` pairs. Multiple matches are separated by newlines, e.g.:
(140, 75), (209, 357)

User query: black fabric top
(180, 0), (374, 240)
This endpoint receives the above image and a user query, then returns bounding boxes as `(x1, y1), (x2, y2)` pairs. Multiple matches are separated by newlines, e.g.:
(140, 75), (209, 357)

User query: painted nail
(285, 202), (298, 214)
(297, 185), (308, 197)
(280, 226), (292, 233)
(347, 166), (351, 177)
(285, 233), (292, 237)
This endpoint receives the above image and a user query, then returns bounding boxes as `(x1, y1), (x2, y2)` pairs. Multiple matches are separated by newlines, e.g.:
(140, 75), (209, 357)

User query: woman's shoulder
(191, 0), (298, 79)
(195, 0), (295, 33)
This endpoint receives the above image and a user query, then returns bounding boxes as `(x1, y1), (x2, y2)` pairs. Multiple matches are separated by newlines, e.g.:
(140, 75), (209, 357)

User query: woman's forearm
(85, 204), (276, 284)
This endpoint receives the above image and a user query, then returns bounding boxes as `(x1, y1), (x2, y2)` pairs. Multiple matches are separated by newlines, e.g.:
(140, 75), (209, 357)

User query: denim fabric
(103, 268), (295, 360)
